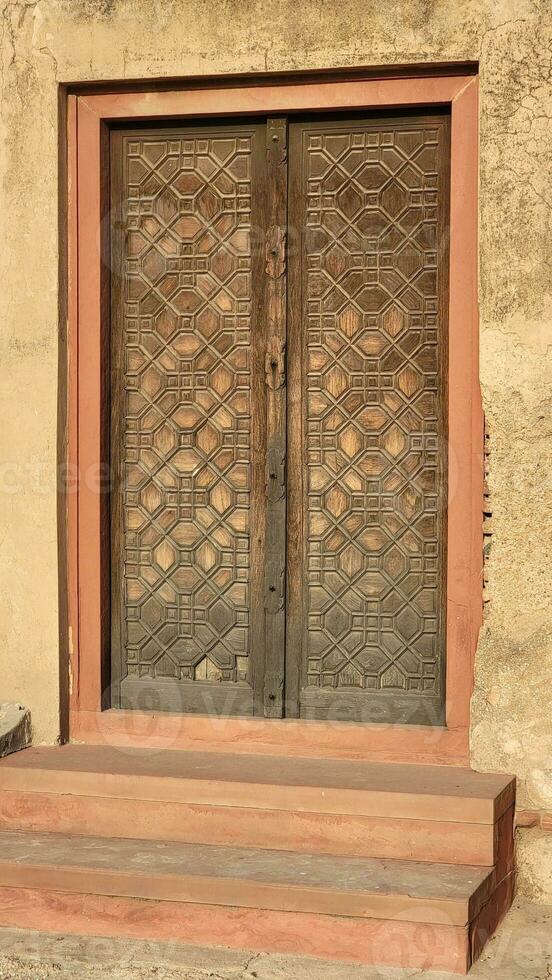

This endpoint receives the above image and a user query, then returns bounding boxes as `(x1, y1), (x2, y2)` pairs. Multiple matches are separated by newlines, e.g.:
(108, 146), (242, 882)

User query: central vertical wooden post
(263, 117), (288, 716)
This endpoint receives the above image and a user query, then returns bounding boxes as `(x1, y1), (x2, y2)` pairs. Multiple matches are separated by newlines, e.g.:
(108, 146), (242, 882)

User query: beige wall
(1, 0), (551, 898)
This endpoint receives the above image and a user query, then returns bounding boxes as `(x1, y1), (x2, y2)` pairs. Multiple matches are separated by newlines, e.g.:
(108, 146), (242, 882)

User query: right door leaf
(287, 113), (450, 725)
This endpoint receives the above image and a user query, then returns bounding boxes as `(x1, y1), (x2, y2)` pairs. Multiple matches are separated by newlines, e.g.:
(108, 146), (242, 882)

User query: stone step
(0, 745), (515, 866)
(0, 830), (514, 973)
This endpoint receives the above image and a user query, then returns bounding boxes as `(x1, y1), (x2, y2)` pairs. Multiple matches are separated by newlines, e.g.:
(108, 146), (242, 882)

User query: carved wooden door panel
(109, 111), (450, 724)
(286, 114), (450, 725)
(110, 122), (274, 716)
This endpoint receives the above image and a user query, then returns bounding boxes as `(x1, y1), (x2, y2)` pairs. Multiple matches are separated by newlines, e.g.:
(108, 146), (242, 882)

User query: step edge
(0, 793), (497, 867)
(0, 748), (516, 795)
(0, 883), (473, 973)
(0, 788), (500, 834)
(0, 773), (509, 823)
(0, 860), (491, 927)
(0, 747), (516, 785)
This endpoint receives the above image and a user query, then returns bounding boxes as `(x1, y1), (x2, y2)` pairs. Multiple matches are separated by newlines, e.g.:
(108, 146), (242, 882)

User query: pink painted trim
(67, 73), (481, 764)
(69, 708), (470, 765)
(75, 98), (104, 711)
(446, 77), (482, 732)
(67, 95), (79, 710)
(79, 75), (469, 120)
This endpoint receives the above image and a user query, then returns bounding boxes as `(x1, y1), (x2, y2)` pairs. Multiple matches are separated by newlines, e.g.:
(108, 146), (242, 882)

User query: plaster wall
(0, 0), (551, 899)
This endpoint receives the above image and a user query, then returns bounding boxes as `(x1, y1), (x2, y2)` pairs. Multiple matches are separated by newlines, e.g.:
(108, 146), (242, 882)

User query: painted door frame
(65, 67), (482, 765)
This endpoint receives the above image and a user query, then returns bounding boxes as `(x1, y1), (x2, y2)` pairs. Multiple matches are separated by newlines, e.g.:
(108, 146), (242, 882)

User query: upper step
(0, 744), (515, 823)
(0, 829), (494, 926)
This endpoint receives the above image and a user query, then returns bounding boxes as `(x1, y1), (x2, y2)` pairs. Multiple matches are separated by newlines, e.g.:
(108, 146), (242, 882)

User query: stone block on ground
(0, 704), (31, 759)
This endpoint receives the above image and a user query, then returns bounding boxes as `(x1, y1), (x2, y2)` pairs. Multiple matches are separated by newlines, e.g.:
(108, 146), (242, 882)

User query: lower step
(0, 831), (513, 973)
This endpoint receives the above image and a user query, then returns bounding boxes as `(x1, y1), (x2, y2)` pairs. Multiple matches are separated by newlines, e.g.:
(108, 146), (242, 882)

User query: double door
(110, 110), (449, 724)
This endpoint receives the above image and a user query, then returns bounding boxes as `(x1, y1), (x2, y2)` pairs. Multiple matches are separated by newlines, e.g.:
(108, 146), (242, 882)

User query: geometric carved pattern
(120, 133), (252, 686)
(303, 124), (445, 699)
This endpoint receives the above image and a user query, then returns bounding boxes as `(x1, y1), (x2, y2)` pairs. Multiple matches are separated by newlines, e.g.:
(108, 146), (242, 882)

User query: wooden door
(286, 113), (450, 725)
(110, 110), (449, 724)
(110, 121), (278, 716)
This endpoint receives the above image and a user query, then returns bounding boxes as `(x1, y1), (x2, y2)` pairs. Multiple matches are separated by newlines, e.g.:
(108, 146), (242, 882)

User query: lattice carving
(120, 133), (252, 685)
(303, 124), (445, 698)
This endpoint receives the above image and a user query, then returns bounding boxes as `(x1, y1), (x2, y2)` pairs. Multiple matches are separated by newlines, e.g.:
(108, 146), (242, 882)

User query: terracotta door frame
(66, 69), (481, 764)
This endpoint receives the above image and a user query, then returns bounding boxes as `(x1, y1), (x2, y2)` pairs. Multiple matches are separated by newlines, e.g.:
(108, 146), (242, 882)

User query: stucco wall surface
(1, 0), (551, 898)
